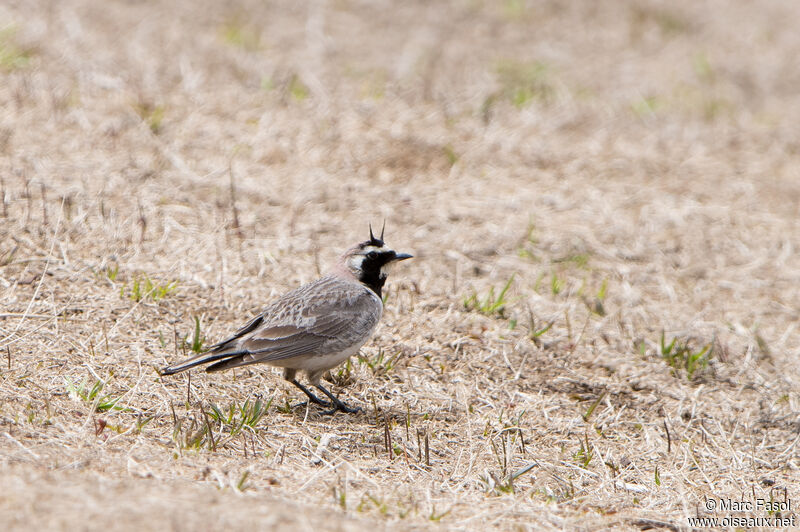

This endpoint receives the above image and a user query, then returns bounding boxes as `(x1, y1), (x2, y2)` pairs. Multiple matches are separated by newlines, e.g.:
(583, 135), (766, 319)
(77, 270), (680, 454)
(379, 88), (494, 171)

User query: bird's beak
(393, 252), (413, 261)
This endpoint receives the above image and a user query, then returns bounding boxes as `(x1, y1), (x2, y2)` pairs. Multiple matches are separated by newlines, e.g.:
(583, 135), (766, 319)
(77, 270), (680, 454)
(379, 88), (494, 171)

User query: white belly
(297, 340), (368, 373)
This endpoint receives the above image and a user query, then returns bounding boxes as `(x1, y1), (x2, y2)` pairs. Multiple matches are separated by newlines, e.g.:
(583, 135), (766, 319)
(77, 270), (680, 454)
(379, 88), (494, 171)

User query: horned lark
(161, 225), (412, 414)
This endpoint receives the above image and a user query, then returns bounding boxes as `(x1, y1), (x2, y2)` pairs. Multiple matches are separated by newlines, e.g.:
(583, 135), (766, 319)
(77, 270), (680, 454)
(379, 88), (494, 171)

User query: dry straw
(1, 0), (799, 530)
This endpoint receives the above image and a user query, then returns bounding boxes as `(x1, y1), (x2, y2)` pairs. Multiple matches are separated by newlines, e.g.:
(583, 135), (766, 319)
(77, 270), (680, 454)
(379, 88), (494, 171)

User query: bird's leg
(315, 383), (362, 414)
(290, 379), (331, 408)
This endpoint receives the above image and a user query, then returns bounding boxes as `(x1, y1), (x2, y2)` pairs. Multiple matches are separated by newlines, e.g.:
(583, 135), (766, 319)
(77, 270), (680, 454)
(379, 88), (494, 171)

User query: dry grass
(1, 0), (800, 530)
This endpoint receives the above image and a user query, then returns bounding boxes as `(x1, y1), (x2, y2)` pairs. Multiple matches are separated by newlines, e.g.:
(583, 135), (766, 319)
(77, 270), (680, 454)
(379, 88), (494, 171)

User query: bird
(161, 224), (412, 414)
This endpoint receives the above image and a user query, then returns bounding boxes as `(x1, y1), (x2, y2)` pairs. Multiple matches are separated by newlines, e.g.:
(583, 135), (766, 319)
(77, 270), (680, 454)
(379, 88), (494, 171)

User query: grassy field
(1, 0), (799, 530)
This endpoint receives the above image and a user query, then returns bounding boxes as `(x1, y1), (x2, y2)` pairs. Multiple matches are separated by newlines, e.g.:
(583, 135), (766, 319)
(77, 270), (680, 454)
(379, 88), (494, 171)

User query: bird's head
(340, 223), (413, 296)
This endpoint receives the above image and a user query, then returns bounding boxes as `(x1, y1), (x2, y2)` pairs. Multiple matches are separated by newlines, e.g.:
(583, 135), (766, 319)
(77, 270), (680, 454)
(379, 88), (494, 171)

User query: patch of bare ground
(1, 0), (799, 530)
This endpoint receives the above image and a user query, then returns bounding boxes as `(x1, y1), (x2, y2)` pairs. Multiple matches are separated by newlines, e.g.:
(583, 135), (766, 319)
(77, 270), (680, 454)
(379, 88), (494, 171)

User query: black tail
(160, 350), (239, 376)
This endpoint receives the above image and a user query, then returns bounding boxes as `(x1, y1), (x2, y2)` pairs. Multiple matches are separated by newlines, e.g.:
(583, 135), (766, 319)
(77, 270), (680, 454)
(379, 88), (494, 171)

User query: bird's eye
(366, 251), (378, 260)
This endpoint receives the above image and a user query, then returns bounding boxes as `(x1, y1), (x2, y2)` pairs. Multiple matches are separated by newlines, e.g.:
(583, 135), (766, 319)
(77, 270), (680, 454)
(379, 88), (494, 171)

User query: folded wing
(160, 278), (381, 375)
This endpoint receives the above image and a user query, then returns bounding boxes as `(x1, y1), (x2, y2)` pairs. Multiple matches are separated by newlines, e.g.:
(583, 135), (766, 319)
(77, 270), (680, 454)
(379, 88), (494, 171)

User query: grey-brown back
(161, 275), (383, 375)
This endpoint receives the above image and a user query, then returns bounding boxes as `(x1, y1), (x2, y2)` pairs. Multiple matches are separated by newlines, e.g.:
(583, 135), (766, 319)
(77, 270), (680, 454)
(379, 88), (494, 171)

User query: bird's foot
(319, 403), (362, 416)
(293, 399), (332, 410)
(316, 383), (362, 415)
(290, 379), (361, 414)
(290, 379), (331, 407)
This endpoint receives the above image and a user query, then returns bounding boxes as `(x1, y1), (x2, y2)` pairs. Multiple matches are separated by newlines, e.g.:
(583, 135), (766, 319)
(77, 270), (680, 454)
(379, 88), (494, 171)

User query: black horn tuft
(368, 223), (383, 246)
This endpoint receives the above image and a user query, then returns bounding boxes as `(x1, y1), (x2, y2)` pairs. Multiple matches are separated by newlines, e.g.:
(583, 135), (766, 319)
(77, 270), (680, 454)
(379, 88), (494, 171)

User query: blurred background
(2, 0), (798, 354)
(1, 0), (799, 529)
